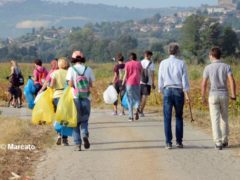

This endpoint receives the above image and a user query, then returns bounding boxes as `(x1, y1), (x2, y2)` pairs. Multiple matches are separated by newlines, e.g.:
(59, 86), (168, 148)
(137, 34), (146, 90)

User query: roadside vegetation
(0, 116), (55, 179)
(0, 60), (240, 179)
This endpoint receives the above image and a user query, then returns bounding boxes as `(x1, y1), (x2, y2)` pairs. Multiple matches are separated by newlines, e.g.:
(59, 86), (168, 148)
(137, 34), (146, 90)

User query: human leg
(163, 88), (173, 145)
(219, 96), (229, 146)
(172, 89), (184, 146)
(126, 85), (134, 120)
(209, 96), (222, 146)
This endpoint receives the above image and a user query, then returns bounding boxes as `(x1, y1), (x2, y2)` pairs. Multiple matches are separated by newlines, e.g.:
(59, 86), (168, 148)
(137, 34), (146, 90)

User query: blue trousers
(163, 88), (184, 144)
(126, 85), (140, 118)
(73, 98), (91, 145)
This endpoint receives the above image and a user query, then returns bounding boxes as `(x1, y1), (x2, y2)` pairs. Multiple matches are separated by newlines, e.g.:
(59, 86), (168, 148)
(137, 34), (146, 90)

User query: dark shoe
(56, 137), (62, 145)
(62, 138), (69, 146)
(83, 137), (90, 149)
(140, 112), (145, 117)
(165, 143), (172, 149)
(128, 117), (134, 122)
(135, 112), (139, 120)
(215, 144), (223, 150)
(176, 143), (184, 148)
(74, 145), (81, 151)
(223, 142), (228, 148)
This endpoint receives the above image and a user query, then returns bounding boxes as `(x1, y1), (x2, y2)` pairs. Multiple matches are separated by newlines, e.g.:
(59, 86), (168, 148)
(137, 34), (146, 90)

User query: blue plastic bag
(54, 121), (73, 137)
(24, 79), (36, 109)
(122, 92), (129, 110)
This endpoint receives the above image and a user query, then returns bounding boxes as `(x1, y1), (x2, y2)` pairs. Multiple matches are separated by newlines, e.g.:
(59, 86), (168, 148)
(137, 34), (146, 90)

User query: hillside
(0, 0), (191, 37)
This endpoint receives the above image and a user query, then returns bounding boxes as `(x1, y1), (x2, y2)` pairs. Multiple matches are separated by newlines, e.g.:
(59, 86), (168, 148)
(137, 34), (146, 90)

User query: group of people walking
(111, 43), (236, 150)
(7, 43), (236, 151)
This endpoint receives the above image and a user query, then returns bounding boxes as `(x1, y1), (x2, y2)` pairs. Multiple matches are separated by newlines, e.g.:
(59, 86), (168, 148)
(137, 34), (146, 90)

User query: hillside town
(133, 0), (240, 33)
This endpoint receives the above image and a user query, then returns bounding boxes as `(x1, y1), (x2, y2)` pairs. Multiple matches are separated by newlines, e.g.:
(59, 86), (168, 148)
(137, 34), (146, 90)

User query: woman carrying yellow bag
(50, 58), (71, 146)
(55, 87), (77, 127)
(32, 87), (55, 125)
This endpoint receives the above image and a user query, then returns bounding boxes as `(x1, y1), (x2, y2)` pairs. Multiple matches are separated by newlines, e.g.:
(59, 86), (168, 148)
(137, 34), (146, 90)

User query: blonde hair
(10, 60), (18, 68)
(58, 58), (69, 70)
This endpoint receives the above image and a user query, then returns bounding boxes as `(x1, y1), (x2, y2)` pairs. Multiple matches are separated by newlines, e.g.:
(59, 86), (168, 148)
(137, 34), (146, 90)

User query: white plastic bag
(103, 85), (118, 104)
(34, 92), (44, 104)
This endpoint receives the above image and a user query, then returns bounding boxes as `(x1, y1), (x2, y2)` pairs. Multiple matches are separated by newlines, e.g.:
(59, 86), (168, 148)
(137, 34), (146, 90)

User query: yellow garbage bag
(32, 88), (55, 125)
(55, 87), (77, 128)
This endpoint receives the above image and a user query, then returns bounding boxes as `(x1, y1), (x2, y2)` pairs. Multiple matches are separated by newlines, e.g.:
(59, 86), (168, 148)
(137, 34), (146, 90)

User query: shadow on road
(90, 124), (161, 130)
(92, 140), (164, 145)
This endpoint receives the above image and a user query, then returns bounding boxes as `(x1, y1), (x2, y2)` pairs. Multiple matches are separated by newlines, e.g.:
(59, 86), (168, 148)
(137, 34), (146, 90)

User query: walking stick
(188, 101), (194, 122)
(153, 89), (159, 105)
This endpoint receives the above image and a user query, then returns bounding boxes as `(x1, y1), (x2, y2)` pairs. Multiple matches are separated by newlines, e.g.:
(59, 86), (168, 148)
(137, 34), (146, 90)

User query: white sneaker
(140, 112), (145, 117)
(112, 112), (118, 116)
(119, 112), (125, 116)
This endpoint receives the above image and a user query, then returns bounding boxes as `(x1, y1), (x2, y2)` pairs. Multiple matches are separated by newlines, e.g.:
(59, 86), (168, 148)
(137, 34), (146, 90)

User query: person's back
(66, 51), (95, 151)
(203, 61), (231, 96)
(159, 56), (187, 89)
(33, 59), (48, 95)
(202, 47), (236, 150)
(34, 65), (48, 85)
(158, 43), (190, 149)
(114, 63), (125, 84)
(123, 52), (142, 121)
(125, 60), (142, 86)
(50, 58), (69, 146)
(51, 69), (67, 98)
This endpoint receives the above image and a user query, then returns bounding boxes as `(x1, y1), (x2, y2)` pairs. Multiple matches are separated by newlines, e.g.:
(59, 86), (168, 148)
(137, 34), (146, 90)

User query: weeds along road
(1, 107), (240, 180)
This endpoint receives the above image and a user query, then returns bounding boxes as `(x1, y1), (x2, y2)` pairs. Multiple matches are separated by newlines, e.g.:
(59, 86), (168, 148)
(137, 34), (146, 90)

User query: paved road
(0, 107), (32, 120)
(29, 109), (240, 180)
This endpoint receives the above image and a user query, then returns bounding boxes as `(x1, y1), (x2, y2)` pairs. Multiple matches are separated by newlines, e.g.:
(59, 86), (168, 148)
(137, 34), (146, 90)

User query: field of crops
(1, 62), (240, 112)
(0, 61), (240, 150)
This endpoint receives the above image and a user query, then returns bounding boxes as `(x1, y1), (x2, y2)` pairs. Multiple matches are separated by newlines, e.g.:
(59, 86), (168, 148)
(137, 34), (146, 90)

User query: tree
(181, 15), (205, 63)
(181, 15), (232, 64)
(221, 27), (239, 56)
(150, 42), (164, 53)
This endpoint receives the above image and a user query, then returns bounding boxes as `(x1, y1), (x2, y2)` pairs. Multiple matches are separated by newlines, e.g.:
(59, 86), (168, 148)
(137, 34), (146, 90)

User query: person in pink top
(32, 59), (48, 95)
(39, 58), (58, 93)
(122, 52), (142, 121)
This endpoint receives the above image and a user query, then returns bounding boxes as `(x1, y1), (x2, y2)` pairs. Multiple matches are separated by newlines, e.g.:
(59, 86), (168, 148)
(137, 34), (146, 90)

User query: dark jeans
(113, 81), (125, 106)
(53, 98), (67, 139)
(34, 83), (42, 96)
(163, 88), (184, 144)
(73, 98), (91, 145)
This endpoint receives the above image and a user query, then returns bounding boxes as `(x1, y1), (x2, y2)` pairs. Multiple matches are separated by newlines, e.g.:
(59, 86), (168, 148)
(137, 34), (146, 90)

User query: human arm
(122, 65), (127, 86)
(182, 63), (190, 92)
(158, 62), (164, 93)
(228, 74), (236, 100)
(50, 78), (56, 88)
(112, 72), (118, 84)
(182, 63), (190, 102)
(32, 69), (37, 81)
(10, 66), (14, 76)
(66, 67), (74, 88)
(201, 78), (208, 104)
(39, 80), (49, 93)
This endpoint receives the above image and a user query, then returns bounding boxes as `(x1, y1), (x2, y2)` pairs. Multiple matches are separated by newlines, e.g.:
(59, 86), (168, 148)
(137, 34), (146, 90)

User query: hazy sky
(51, 0), (218, 8)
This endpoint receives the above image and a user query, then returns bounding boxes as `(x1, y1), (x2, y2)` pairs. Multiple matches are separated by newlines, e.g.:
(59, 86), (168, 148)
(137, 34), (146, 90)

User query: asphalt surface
(29, 109), (240, 180)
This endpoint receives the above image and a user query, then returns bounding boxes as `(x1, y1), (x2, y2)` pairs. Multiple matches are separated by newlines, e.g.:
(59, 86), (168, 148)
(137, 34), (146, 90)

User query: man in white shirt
(139, 51), (155, 117)
(158, 43), (190, 149)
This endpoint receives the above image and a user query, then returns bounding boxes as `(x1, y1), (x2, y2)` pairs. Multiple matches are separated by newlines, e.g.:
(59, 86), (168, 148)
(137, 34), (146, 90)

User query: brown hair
(116, 53), (124, 62)
(168, 43), (180, 55)
(210, 47), (221, 59)
(34, 59), (42, 66)
(129, 52), (137, 61)
(144, 50), (153, 57)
